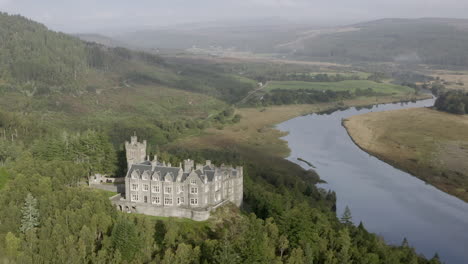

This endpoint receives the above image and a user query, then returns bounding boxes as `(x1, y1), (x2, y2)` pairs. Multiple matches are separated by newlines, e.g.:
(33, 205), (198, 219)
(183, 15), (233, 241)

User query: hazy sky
(1, 0), (468, 33)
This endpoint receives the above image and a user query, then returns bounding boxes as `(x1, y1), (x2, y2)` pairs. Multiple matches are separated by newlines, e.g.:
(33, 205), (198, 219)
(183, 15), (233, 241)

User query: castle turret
(184, 159), (194, 173)
(125, 134), (147, 168)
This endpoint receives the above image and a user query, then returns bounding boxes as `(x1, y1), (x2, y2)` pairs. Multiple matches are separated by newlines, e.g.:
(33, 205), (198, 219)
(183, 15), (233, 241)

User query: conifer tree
(340, 206), (353, 225)
(20, 193), (39, 233)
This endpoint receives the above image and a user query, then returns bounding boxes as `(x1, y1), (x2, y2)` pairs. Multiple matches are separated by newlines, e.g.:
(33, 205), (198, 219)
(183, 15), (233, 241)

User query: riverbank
(343, 107), (468, 202)
(172, 94), (431, 158)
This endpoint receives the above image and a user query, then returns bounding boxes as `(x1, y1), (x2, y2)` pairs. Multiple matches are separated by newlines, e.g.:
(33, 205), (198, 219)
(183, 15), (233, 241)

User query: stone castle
(111, 135), (243, 221)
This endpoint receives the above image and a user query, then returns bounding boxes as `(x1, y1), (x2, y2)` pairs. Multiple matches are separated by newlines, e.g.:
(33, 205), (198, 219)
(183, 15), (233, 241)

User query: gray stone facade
(112, 135), (243, 221)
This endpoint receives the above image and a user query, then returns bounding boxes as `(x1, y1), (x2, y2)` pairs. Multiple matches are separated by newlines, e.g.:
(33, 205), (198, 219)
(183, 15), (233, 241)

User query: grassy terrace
(265, 80), (414, 95)
(344, 107), (468, 202)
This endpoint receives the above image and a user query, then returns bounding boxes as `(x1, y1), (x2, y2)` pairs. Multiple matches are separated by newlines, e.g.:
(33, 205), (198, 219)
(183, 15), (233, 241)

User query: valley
(0, 8), (467, 264)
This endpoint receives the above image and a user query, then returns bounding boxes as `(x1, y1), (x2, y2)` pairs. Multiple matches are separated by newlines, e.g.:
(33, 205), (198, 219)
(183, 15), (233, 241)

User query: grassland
(171, 94), (430, 158)
(344, 108), (468, 202)
(430, 70), (468, 91)
(265, 80), (414, 95)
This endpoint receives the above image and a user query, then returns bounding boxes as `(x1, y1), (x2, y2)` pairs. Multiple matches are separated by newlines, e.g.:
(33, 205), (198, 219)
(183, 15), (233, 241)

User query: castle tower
(184, 159), (194, 173)
(125, 134), (147, 167)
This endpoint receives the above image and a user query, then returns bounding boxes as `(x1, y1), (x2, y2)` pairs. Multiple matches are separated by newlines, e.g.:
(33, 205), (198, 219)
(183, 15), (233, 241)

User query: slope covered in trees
(282, 18), (468, 66)
(0, 13), (442, 263)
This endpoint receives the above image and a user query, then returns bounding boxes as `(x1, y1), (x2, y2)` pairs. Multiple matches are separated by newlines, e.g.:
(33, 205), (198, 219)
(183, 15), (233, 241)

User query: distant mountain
(282, 18), (468, 66)
(112, 19), (312, 52)
(113, 17), (468, 67)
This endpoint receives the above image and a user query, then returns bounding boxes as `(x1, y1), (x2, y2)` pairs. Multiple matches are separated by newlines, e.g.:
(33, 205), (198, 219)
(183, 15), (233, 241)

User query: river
(277, 98), (468, 264)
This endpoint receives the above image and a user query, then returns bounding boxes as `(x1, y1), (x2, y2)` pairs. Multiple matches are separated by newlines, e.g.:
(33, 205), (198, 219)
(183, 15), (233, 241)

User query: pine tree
(340, 206), (353, 225)
(20, 193), (40, 233)
(401, 237), (409, 247)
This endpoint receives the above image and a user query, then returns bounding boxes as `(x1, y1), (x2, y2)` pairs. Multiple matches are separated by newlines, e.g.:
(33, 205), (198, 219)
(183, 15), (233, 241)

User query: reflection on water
(277, 98), (468, 264)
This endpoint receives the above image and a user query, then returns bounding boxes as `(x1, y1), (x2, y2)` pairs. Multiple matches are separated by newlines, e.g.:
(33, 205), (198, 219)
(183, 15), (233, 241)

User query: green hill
(279, 18), (468, 66)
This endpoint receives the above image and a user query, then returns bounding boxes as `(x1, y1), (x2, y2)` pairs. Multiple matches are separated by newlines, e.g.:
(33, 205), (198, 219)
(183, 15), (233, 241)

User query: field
(344, 108), (468, 202)
(265, 80), (414, 95)
(430, 69), (468, 91)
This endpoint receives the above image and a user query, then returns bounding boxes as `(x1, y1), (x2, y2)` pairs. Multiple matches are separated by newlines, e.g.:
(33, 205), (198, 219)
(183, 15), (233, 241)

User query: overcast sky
(1, 0), (467, 33)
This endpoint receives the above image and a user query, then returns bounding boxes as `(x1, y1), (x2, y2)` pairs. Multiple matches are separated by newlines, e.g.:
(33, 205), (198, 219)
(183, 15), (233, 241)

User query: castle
(111, 135), (243, 221)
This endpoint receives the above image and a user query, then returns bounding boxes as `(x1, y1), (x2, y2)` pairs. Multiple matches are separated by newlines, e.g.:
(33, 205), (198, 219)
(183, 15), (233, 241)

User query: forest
(0, 12), (444, 263)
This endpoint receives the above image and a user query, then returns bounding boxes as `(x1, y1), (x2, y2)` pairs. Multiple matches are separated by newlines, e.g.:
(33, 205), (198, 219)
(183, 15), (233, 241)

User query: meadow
(344, 107), (468, 202)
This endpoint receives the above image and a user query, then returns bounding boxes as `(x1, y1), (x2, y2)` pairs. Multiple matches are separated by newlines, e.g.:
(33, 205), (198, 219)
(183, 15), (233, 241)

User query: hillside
(285, 18), (468, 66)
(113, 18), (468, 67)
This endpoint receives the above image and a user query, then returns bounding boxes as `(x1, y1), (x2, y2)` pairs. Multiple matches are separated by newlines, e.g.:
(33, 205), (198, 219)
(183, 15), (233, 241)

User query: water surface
(277, 98), (468, 264)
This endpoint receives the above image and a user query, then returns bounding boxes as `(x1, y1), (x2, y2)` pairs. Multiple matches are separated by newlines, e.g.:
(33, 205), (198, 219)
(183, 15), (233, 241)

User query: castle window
(152, 196), (160, 204)
(164, 198), (173, 205)
(131, 184), (138, 191)
(190, 187), (198, 194)
(190, 179), (197, 185)
(131, 193), (139, 201)
(152, 185), (160, 193)
(190, 198), (198, 205)
(180, 186), (184, 192)
(143, 184), (149, 191)
(177, 197), (183, 205)
(165, 186), (172, 194)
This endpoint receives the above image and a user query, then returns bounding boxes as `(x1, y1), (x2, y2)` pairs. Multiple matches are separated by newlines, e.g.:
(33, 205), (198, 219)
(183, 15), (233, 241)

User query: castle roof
(126, 162), (240, 183)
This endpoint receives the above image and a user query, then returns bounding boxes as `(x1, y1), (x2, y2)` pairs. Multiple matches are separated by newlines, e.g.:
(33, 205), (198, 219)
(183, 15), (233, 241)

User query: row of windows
(132, 183), (217, 193)
(131, 184), (190, 194)
(131, 194), (195, 205)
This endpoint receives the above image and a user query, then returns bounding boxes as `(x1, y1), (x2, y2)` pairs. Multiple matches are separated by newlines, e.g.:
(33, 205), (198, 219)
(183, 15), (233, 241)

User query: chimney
(151, 156), (157, 170)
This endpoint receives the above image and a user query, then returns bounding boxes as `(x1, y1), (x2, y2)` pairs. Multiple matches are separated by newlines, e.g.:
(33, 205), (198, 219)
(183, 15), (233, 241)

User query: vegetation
(265, 80), (413, 94)
(344, 107), (468, 202)
(435, 90), (468, 114)
(0, 12), (442, 263)
(284, 18), (468, 67)
(246, 80), (420, 106)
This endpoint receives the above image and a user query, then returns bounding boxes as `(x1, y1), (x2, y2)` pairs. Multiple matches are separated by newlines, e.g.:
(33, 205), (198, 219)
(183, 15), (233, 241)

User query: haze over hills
(110, 17), (468, 67)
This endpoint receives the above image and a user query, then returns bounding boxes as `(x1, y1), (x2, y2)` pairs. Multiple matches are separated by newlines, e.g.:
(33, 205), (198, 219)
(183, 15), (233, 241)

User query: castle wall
(113, 199), (211, 221)
(115, 135), (244, 221)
